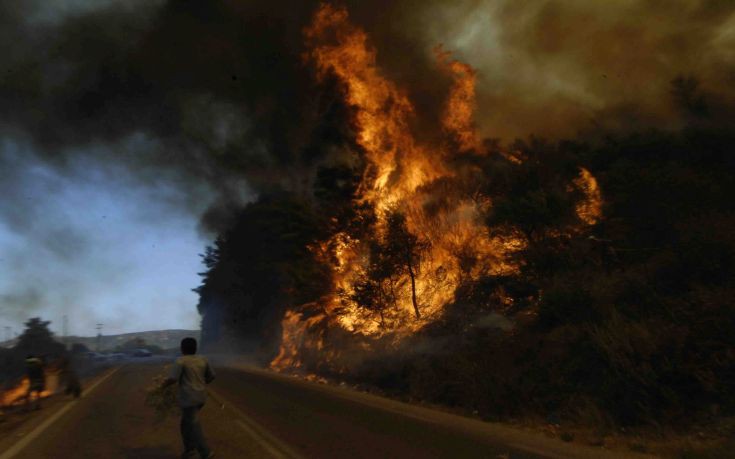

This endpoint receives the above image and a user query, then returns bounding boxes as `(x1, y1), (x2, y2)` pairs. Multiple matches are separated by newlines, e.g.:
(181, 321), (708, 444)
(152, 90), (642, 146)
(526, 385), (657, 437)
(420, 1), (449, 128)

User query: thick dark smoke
(413, 0), (735, 138)
(2, 0), (735, 331)
(3, 1), (735, 192)
(1, 1), (328, 231)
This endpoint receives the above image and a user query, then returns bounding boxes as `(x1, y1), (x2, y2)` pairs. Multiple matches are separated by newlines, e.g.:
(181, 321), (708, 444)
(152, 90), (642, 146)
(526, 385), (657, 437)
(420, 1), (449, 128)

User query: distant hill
(61, 329), (200, 352)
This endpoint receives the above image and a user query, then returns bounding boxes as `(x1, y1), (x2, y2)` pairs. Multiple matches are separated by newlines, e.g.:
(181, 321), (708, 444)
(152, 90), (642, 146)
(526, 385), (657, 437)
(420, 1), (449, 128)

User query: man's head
(180, 337), (197, 355)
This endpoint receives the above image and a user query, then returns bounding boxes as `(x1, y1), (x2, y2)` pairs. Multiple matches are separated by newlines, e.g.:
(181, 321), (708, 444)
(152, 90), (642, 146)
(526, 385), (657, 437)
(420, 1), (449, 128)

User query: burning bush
(1, 318), (67, 404)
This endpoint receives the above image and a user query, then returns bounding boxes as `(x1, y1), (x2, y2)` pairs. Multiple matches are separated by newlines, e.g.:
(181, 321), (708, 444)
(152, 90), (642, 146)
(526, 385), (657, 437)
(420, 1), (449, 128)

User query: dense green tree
(0, 317), (66, 385)
(16, 317), (65, 358)
(196, 193), (331, 356)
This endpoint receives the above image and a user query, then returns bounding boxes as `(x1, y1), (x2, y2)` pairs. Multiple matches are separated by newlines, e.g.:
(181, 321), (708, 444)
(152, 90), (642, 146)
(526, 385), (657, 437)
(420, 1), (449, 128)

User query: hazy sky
(0, 137), (210, 337)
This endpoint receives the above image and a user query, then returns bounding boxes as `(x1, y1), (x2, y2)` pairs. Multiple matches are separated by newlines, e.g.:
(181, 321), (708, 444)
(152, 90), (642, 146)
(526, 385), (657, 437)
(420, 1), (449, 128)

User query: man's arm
(161, 361), (182, 388)
(204, 362), (215, 384)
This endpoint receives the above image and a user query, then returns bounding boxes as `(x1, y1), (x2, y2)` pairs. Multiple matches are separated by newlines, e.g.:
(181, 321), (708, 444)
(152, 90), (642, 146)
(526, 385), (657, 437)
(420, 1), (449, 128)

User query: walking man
(162, 338), (216, 459)
(60, 356), (82, 399)
(24, 355), (45, 410)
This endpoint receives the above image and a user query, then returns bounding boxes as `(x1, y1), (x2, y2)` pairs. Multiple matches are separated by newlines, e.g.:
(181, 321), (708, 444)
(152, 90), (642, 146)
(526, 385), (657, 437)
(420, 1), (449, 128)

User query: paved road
(1, 362), (648, 459)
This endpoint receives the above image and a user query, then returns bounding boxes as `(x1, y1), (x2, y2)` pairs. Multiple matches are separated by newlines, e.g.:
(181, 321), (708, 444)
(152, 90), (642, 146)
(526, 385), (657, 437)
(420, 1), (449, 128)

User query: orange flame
(270, 309), (324, 370)
(271, 4), (600, 371)
(575, 167), (602, 225)
(304, 4), (445, 209)
(271, 4), (521, 371)
(436, 45), (478, 151)
(1, 369), (59, 407)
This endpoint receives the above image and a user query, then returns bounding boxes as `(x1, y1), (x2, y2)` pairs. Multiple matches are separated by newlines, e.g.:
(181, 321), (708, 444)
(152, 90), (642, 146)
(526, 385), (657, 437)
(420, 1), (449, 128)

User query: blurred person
(60, 356), (82, 399)
(24, 355), (45, 410)
(162, 337), (216, 459)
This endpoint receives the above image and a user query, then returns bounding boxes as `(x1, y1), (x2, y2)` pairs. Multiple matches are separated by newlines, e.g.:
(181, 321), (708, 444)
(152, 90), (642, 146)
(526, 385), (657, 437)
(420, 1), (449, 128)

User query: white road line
(235, 420), (288, 459)
(209, 389), (303, 459)
(0, 366), (121, 459)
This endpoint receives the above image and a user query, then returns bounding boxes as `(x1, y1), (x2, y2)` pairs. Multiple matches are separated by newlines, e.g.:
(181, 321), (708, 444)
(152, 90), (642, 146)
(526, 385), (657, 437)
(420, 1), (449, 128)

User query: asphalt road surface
(0, 362), (650, 459)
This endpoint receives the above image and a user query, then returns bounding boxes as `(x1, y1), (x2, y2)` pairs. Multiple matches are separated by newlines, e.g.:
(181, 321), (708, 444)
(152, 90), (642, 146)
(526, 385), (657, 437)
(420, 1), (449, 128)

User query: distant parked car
(84, 352), (104, 361)
(109, 353), (127, 361)
(132, 348), (152, 357)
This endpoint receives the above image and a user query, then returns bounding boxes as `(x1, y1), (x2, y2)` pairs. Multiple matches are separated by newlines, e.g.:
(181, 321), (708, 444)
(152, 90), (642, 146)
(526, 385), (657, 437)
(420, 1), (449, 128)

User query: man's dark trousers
(181, 405), (210, 457)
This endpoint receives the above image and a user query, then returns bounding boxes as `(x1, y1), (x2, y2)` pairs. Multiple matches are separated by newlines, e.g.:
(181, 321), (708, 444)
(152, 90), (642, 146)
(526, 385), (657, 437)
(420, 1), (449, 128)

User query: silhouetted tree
(485, 138), (584, 245)
(384, 212), (430, 319)
(350, 240), (399, 327)
(195, 193), (331, 355)
(16, 317), (65, 358)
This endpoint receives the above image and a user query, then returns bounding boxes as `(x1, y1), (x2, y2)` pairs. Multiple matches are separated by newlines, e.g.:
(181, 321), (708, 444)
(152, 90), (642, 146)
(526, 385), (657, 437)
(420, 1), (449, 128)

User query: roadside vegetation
(0, 318), (67, 389)
(195, 76), (735, 455)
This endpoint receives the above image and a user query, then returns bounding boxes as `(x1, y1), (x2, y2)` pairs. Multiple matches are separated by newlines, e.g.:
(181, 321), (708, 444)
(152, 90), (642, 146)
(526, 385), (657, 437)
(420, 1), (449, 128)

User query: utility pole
(96, 323), (104, 352)
(63, 315), (69, 350)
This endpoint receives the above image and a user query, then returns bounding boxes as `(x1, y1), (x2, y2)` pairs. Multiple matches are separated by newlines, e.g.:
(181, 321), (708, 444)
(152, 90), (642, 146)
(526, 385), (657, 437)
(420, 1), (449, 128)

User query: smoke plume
(2, 0), (735, 333)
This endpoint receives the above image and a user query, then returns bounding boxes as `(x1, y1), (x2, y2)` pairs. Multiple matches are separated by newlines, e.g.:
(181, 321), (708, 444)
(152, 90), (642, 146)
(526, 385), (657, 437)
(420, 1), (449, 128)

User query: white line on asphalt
(235, 420), (288, 459)
(209, 389), (303, 459)
(0, 366), (121, 459)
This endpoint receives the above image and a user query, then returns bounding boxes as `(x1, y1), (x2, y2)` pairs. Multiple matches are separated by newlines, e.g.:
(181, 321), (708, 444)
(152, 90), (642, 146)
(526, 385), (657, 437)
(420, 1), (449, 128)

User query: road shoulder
(222, 363), (655, 459)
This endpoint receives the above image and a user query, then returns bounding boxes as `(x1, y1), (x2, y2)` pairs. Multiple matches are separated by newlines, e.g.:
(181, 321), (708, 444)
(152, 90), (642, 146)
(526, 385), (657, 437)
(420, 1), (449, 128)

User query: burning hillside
(269, 4), (599, 371)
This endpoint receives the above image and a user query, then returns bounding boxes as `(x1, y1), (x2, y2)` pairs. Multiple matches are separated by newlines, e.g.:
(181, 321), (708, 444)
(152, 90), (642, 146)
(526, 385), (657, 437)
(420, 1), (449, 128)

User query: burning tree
(1, 318), (65, 407)
(349, 241), (396, 328)
(179, 0), (604, 376)
(350, 211), (431, 325)
(199, 4), (600, 371)
(14, 318), (65, 361)
(296, 3), (519, 337)
(383, 211), (431, 320)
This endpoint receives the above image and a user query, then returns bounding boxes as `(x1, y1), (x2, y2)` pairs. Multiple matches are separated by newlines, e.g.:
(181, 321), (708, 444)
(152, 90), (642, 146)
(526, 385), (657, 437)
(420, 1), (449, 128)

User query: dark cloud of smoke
(1, 0), (319, 234)
(2, 0), (735, 228)
(0, 287), (44, 319)
(405, 0), (735, 138)
(2, 0), (734, 336)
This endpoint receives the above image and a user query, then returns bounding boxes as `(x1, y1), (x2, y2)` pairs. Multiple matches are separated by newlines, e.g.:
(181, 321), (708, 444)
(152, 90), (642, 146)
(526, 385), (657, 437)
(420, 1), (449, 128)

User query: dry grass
(144, 368), (177, 423)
